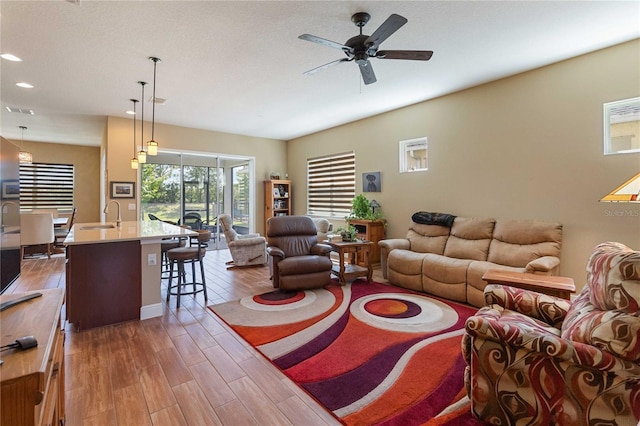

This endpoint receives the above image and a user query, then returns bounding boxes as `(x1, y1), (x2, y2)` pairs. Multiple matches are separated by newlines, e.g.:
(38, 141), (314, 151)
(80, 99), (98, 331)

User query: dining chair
(20, 213), (55, 259)
(54, 207), (76, 247)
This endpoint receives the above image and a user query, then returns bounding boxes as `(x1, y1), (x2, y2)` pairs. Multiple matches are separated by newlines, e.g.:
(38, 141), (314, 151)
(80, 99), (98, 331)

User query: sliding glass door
(140, 151), (254, 248)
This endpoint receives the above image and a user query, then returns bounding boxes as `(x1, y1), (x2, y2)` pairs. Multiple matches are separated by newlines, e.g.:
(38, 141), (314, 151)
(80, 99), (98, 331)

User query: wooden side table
(482, 269), (576, 300)
(327, 240), (373, 285)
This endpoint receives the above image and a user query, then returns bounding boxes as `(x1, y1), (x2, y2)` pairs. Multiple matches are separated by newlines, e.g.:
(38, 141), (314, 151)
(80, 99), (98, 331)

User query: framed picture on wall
(362, 172), (381, 192)
(110, 181), (135, 199)
(1, 180), (20, 199)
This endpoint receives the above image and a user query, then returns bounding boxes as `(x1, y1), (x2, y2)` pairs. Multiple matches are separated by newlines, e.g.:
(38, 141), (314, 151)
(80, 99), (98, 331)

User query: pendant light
(18, 126), (32, 164)
(130, 98), (139, 169)
(137, 81), (147, 164)
(147, 57), (161, 156)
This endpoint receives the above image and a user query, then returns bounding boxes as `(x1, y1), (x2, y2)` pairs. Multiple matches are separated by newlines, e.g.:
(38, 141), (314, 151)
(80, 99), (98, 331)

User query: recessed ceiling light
(16, 82), (34, 89)
(0, 53), (22, 62)
(125, 110), (136, 115)
(5, 106), (35, 115)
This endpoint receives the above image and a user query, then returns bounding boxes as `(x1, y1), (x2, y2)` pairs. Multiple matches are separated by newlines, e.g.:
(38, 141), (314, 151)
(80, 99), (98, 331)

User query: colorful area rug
(210, 280), (485, 425)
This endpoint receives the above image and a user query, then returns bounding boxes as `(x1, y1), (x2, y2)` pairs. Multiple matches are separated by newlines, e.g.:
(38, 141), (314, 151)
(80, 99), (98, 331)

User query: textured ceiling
(1, 1), (639, 146)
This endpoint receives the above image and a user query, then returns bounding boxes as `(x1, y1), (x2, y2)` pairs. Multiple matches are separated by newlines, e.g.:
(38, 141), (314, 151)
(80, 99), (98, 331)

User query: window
(399, 137), (428, 172)
(19, 162), (74, 210)
(307, 151), (355, 218)
(604, 97), (640, 155)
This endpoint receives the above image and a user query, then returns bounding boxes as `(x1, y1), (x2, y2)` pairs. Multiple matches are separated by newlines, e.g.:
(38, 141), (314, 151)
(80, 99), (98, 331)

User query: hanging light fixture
(137, 81), (147, 164)
(130, 98), (139, 169)
(18, 126), (32, 164)
(147, 56), (161, 156)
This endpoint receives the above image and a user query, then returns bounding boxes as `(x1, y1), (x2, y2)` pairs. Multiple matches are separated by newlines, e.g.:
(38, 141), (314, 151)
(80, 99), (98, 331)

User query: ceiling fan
(299, 12), (433, 85)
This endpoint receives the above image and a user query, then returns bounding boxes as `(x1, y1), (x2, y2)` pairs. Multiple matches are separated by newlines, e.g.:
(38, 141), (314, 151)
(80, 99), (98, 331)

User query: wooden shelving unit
(264, 179), (292, 232)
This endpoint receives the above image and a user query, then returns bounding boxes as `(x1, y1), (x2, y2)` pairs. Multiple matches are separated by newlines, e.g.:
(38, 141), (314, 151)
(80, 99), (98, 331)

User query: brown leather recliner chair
(266, 215), (333, 291)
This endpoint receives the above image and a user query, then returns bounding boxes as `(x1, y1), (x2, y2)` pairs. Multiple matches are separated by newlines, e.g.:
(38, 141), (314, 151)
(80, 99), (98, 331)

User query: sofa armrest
(311, 243), (332, 256)
(378, 238), (410, 251)
(229, 236), (266, 248)
(484, 284), (571, 328)
(237, 233), (262, 240)
(465, 307), (639, 373)
(266, 246), (285, 259)
(525, 255), (561, 274)
(378, 239), (411, 279)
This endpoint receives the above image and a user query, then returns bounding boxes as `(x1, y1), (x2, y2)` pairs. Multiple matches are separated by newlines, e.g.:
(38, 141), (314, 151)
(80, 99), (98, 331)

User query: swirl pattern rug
(209, 281), (485, 425)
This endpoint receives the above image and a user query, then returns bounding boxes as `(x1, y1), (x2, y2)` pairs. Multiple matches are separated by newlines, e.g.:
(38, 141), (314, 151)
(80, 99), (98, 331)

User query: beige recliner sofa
(379, 216), (562, 307)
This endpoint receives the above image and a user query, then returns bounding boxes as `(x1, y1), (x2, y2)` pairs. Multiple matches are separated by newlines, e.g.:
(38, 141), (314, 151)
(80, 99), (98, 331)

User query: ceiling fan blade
(365, 14), (407, 52)
(376, 50), (434, 61)
(358, 60), (377, 85)
(303, 58), (352, 76)
(298, 34), (353, 53)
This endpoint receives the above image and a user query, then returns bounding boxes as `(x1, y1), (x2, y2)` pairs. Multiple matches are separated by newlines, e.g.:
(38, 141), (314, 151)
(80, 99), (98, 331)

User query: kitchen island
(64, 221), (196, 331)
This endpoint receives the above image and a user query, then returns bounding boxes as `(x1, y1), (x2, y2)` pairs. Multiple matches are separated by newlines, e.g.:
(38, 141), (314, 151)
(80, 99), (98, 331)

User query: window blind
(307, 151), (355, 217)
(19, 163), (74, 210)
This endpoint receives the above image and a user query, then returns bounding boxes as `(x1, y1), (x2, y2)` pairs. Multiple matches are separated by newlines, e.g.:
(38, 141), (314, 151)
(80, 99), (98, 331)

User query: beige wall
(104, 116), (287, 230)
(12, 140), (101, 224)
(287, 40), (640, 290)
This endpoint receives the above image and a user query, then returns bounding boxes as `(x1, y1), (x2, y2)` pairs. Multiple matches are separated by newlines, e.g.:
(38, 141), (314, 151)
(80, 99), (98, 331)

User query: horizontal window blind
(20, 163), (74, 210)
(307, 151), (355, 217)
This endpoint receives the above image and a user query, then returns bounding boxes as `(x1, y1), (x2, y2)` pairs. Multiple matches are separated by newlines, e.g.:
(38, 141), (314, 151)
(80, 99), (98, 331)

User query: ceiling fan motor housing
(299, 11), (433, 85)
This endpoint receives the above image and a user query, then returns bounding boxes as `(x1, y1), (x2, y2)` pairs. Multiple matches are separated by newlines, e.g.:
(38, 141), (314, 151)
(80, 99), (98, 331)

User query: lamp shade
(19, 151), (33, 164)
(147, 140), (158, 156)
(600, 172), (640, 202)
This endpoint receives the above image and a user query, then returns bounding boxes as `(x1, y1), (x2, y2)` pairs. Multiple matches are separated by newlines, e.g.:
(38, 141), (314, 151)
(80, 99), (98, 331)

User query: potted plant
(335, 225), (358, 242)
(346, 193), (384, 221)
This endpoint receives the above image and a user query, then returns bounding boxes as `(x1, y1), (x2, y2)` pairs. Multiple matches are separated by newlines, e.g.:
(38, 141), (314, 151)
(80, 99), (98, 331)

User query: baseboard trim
(140, 303), (163, 320)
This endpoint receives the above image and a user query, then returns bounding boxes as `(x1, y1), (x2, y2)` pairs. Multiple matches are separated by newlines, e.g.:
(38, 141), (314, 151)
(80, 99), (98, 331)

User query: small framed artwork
(110, 181), (135, 199)
(273, 188), (280, 197)
(1, 180), (20, 199)
(363, 172), (381, 192)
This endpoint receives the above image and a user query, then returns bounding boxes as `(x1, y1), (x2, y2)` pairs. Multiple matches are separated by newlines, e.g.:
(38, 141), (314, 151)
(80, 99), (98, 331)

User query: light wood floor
(7, 250), (386, 426)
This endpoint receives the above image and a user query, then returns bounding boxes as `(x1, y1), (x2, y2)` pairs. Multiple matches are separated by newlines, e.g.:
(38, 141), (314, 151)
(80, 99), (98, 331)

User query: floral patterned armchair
(463, 242), (640, 425)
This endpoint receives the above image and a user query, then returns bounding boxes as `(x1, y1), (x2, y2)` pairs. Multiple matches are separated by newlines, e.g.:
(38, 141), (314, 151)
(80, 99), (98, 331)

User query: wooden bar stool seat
(166, 230), (210, 308)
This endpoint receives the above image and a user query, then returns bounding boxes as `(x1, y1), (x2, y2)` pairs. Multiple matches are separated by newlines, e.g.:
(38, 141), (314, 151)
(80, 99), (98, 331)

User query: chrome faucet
(0, 201), (19, 231)
(103, 200), (122, 227)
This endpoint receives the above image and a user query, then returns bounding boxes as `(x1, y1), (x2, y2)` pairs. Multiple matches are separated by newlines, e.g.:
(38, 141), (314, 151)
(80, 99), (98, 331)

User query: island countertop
(64, 220), (197, 245)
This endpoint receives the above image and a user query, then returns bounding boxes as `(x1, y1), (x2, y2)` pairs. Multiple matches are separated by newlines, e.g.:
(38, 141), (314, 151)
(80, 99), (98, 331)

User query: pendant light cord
(138, 81), (146, 149)
(151, 59), (157, 140)
(19, 126), (26, 149)
(131, 99), (138, 157)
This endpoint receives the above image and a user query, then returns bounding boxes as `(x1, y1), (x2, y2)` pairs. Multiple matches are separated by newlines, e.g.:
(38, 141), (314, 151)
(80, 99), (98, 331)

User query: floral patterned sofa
(463, 242), (640, 425)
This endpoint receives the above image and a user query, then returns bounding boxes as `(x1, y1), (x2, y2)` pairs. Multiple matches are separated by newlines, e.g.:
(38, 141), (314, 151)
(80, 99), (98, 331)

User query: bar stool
(166, 230), (210, 308)
(161, 224), (191, 279)
(161, 239), (186, 279)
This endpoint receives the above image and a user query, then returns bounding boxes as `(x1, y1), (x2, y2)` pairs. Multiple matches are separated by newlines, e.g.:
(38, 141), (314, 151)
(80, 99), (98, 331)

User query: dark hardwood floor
(7, 249), (385, 425)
